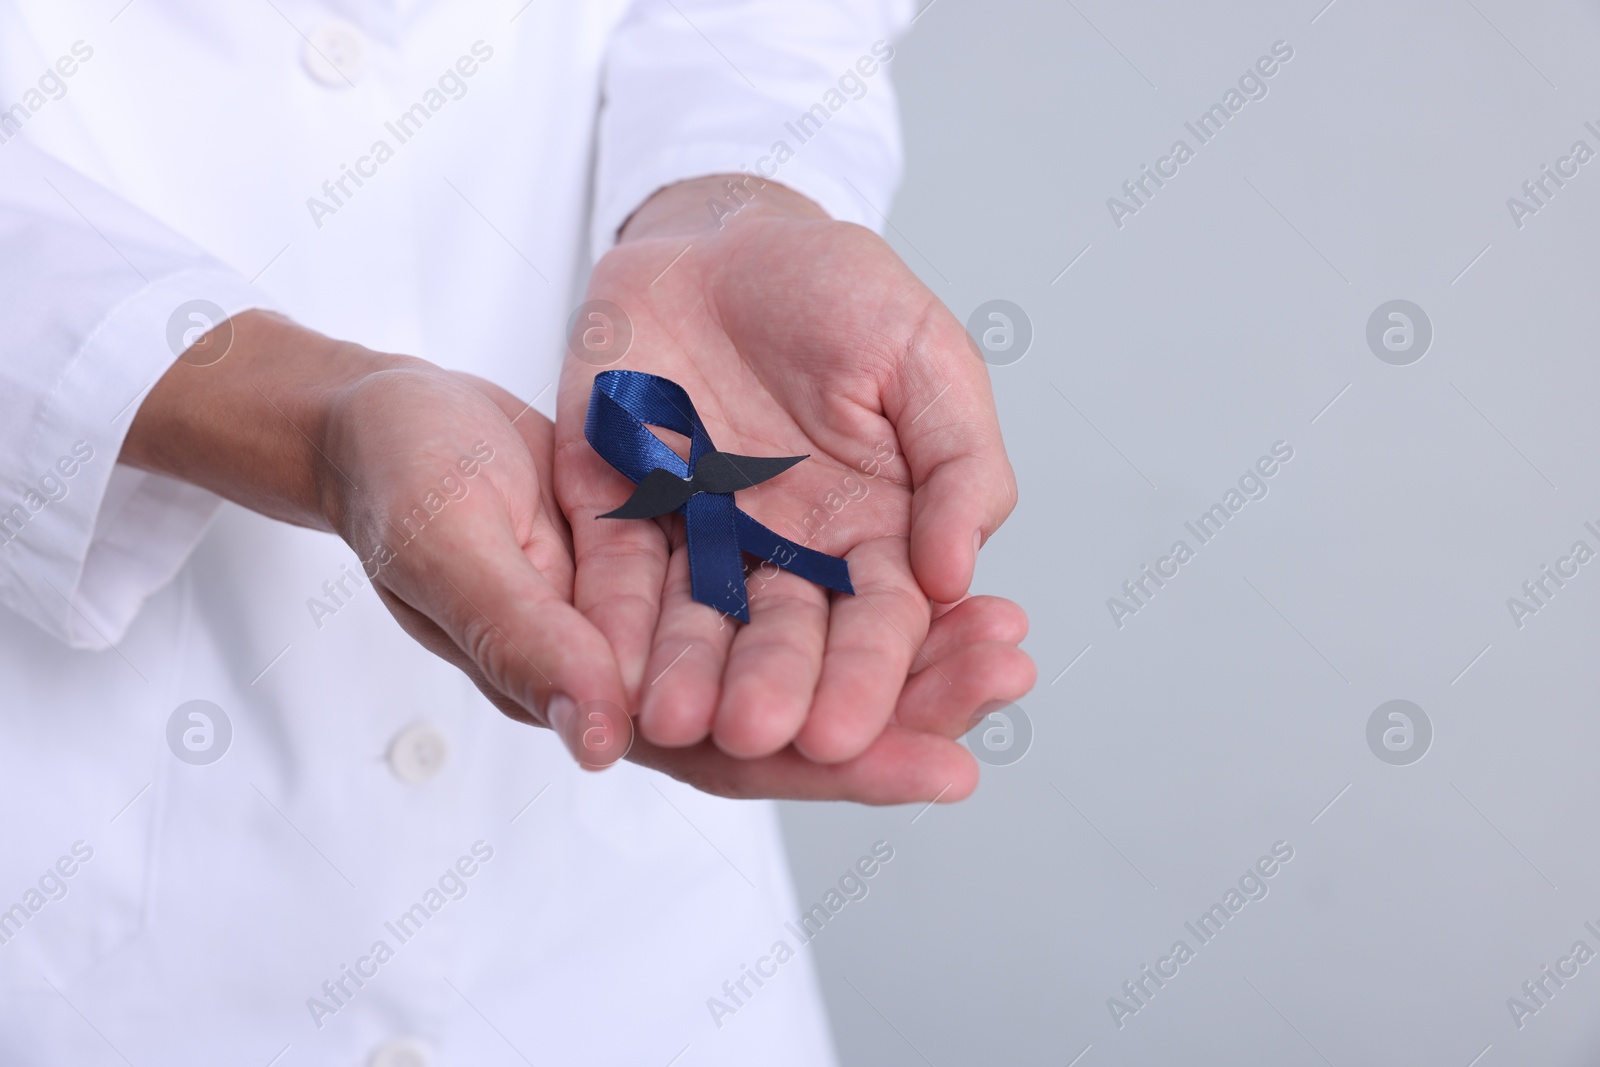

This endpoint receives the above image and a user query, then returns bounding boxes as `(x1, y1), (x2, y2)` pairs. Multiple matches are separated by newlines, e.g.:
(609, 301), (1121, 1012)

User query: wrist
(618, 174), (829, 244)
(122, 309), (417, 533)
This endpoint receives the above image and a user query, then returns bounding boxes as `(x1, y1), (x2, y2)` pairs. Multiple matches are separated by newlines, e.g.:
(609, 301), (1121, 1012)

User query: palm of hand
(557, 214), (1004, 767)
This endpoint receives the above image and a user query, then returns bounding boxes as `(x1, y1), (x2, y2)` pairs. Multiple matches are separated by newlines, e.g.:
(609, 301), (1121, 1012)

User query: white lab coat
(0, 1), (909, 1063)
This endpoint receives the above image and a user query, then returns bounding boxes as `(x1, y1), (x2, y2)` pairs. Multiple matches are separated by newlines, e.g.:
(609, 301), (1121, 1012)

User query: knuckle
(996, 465), (1020, 521)
(854, 577), (927, 628)
(798, 713), (870, 764)
(575, 533), (669, 570)
(715, 711), (794, 760)
(460, 613), (528, 708)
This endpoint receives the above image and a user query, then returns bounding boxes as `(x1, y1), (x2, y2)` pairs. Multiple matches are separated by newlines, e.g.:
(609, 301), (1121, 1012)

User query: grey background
(780, 1), (1600, 1064)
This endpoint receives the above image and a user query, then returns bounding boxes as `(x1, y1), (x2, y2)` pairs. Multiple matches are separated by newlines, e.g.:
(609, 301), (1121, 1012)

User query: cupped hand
(338, 361), (1033, 801)
(311, 325), (1032, 800)
(555, 177), (1024, 766)
(318, 358), (639, 766)
(324, 350), (1032, 802)
(126, 310), (632, 766)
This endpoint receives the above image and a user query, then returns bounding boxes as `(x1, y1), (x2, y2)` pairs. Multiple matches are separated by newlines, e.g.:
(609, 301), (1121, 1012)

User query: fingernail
(547, 695), (634, 769)
(972, 529), (984, 558)
(547, 693), (576, 750)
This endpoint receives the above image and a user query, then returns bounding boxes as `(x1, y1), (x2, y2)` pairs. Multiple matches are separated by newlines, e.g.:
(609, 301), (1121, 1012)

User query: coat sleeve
(591, 0), (914, 252)
(0, 135), (274, 649)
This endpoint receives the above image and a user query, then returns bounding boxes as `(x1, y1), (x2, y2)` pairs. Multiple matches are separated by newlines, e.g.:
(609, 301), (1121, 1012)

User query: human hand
(625, 593), (1035, 804)
(126, 310), (1031, 802)
(123, 310), (632, 765)
(555, 177), (1024, 767)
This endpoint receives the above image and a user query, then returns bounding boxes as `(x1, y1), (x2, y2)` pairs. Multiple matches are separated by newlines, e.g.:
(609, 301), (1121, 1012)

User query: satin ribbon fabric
(585, 370), (854, 622)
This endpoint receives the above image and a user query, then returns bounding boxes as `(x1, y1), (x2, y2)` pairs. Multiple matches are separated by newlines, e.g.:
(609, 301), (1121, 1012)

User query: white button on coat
(368, 1037), (430, 1067)
(0, 1), (909, 1063)
(388, 722), (448, 783)
(303, 20), (366, 86)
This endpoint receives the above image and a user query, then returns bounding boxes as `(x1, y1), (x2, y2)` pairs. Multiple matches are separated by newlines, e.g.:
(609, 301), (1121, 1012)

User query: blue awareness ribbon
(584, 370), (854, 623)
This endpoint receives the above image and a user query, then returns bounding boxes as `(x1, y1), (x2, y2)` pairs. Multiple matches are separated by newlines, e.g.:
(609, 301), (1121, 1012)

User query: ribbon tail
(733, 510), (854, 596)
(685, 493), (752, 623)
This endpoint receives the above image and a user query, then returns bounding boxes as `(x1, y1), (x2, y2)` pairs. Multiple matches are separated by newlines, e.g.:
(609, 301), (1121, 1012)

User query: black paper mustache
(598, 450), (807, 520)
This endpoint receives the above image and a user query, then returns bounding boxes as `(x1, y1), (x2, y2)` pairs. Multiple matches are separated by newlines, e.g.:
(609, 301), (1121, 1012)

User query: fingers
(919, 595), (1029, 669)
(794, 537), (929, 764)
(893, 641), (1037, 738)
(887, 316), (1018, 605)
(637, 548), (737, 747)
(909, 451), (1018, 605)
(628, 725), (980, 806)
(624, 594), (1035, 801)
(392, 514), (631, 767)
(713, 568), (828, 758)
(374, 585), (549, 729)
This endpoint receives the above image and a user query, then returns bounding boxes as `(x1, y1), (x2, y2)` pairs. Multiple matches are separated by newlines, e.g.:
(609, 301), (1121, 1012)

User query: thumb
(887, 320), (1018, 604)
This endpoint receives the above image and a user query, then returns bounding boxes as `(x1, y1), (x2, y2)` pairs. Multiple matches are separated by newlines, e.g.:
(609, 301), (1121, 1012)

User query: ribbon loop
(585, 370), (854, 622)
